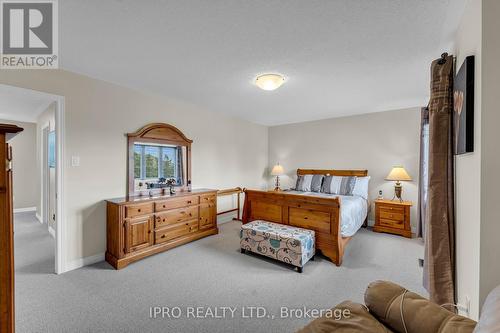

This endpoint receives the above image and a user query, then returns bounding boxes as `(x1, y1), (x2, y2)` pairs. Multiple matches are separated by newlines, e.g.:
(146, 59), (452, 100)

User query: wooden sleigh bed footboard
(242, 189), (349, 266)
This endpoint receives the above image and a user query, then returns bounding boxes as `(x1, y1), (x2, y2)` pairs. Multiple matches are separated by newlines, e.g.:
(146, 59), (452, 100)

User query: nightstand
(373, 199), (412, 238)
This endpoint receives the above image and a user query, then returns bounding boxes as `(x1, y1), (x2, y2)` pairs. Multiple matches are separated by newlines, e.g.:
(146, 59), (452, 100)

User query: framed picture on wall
(48, 131), (56, 168)
(453, 55), (474, 155)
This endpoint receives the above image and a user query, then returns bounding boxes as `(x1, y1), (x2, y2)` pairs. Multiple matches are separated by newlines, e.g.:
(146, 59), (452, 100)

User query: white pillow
(352, 176), (370, 200)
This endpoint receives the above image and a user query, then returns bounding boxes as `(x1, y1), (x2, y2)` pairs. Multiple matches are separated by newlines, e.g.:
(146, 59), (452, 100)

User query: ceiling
(0, 85), (55, 123)
(60, 0), (466, 126)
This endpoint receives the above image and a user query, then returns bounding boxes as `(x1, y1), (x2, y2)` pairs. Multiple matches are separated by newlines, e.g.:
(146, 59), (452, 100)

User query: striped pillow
(295, 174), (314, 191)
(321, 176), (356, 195)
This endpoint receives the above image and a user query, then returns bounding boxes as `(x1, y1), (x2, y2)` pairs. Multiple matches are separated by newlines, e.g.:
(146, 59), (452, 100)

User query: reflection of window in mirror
(127, 123), (192, 196)
(133, 143), (186, 192)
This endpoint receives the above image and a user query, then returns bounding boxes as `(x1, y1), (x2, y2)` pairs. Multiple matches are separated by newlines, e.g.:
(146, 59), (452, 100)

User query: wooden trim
(127, 123), (193, 143)
(242, 189), (348, 266)
(297, 169), (368, 177)
(127, 123), (193, 197)
(217, 187), (243, 221)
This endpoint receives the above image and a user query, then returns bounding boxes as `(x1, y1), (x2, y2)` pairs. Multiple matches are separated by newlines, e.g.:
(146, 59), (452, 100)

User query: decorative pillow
(310, 174), (324, 192)
(352, 176), (370, 200)
(295, 174), (314, 191)
(321, 176), (356, 195)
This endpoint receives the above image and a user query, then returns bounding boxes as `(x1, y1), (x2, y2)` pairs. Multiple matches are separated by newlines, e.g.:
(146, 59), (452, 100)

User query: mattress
(284, 191), (368, 237)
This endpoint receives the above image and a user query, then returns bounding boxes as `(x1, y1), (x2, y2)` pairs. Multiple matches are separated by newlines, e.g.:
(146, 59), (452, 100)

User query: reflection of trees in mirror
(134, 143), (179, 182)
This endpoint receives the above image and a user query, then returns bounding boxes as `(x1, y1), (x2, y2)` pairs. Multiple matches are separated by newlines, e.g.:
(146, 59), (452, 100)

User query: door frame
(54, 96), (65, 274)
(41, 126), (49, 226)
(29, 89), (65, 274)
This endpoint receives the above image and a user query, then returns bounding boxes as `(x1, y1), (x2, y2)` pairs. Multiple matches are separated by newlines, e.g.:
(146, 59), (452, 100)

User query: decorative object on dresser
(0, 124), (23, 333)
(373, 199), (412, 238)
(106, 123), (218, 269)
(242, 168), (368, 266)
(106, 189), (218, 269)
(385, 166), (412, 202)
(270, 163), (284, 191)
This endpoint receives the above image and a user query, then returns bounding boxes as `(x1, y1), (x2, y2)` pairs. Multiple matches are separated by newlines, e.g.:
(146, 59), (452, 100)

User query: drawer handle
(163, 205), (166, 208)
(304, 217), (308, 220)
(185, 223), (189, 226)
(137, 209), (141, 212)
(161, 235), (166, 239)
(187, 200), (192, 204)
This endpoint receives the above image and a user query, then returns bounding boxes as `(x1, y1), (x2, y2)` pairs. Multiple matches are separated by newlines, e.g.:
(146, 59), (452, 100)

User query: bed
(242, 169), (369, 266)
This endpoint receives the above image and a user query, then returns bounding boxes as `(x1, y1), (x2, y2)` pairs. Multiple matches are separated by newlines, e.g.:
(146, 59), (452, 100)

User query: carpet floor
(14, 212), (426, 333)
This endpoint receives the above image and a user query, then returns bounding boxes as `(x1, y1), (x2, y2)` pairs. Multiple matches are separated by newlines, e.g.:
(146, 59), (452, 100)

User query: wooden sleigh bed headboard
(242, 168), (368, 266)
(297, 169), (368, 177)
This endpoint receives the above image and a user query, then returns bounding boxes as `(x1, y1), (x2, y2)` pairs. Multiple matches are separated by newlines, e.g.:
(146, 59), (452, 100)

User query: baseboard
(14, 206), (36, 213)
(64, 253), (105, 273)
(35, 213), (43, 223)
(48, 225), (55, 238)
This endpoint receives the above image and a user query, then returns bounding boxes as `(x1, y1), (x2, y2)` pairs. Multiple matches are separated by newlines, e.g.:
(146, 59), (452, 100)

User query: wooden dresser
(0, 124), (23, 333)
(373, 199), (412, 238)
(106, 189), (218, 269)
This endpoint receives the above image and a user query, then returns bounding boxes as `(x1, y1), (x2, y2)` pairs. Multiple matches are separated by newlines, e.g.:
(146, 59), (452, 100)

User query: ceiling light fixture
(255, 73), (285, 91)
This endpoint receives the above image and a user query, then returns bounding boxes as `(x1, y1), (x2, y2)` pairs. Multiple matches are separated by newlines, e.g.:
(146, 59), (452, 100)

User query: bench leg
(297, 266), (303, 273)
(310, 255), (315, 261)
(240, 248), (245, 254)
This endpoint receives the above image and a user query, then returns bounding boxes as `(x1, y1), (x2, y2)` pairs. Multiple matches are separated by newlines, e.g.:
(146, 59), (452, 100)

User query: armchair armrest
(365, 280), (476, 333)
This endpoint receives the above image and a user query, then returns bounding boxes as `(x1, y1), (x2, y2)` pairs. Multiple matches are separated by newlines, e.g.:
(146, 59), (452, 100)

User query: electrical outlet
(71, 156), (80, 167)
(457, 296), (471, 316)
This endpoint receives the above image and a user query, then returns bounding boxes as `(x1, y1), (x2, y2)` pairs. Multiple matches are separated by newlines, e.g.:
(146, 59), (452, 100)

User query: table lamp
(271, 163), (284, 191)
(385, 166), (412, 202)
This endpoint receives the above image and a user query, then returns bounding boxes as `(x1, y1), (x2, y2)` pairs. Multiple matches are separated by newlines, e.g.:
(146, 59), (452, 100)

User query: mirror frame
(127, 123), (192, 196)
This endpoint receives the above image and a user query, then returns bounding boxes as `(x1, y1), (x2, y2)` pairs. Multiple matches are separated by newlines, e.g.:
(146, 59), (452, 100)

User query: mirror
(127, 123), (192, 196)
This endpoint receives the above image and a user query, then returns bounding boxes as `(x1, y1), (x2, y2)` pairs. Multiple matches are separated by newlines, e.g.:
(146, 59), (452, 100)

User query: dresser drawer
(125, 203), (154, 218)
(379, 205), (405, 214)
(155, 220), (198, 244)
(155, 206), (199, 228)
(155, 196), (199, 212)
(379, 210), (404, 222)
(200, 194), (216, 204)
(379, 218), (404, 229)
(289, 207), (331, 234)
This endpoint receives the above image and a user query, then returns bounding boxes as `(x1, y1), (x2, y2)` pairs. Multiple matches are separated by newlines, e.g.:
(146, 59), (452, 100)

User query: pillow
(352, 176), (371, 200)
(295, 174), (314, 191)
(310, 174), (324, 192)
(322, 176), (356, 195)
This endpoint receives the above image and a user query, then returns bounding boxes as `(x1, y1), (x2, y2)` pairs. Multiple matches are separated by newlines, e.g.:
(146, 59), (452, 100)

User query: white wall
(0, 70), (268, 268)
(479, 0), (500, 310)
(269, 107), (421, 228)
(0, 119), (38, 210)
(454, 0), (482, 320)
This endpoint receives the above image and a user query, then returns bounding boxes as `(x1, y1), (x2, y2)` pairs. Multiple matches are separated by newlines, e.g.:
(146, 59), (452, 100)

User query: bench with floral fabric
(240, 220), (315, 273)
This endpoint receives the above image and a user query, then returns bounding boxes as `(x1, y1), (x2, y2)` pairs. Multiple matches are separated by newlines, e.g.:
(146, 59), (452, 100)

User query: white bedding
(285, 191), (368, 237)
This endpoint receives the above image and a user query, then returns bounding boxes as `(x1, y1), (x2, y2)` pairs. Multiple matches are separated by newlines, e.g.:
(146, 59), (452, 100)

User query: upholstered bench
(240, 220), (315, 273)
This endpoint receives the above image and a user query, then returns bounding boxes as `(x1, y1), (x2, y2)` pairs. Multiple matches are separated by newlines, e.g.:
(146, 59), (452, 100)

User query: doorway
(0, 84), (65, 274)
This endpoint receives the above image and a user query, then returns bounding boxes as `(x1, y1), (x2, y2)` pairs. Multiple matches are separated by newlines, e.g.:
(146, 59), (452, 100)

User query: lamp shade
(385, 166), (412, 181)
(271, 164), (284, 176)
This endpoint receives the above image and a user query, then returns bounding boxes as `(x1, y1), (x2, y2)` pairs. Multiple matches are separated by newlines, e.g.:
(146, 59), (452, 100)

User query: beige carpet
(15, 212), (426, 333)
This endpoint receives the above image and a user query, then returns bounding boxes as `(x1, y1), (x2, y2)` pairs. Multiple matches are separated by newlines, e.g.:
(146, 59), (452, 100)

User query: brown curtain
(417, 107), (429, 238)
(423, 54), (456, 307)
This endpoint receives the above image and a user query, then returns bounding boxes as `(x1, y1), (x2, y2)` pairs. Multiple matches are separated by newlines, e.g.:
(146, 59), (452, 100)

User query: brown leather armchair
(298, 281), (500, 333)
